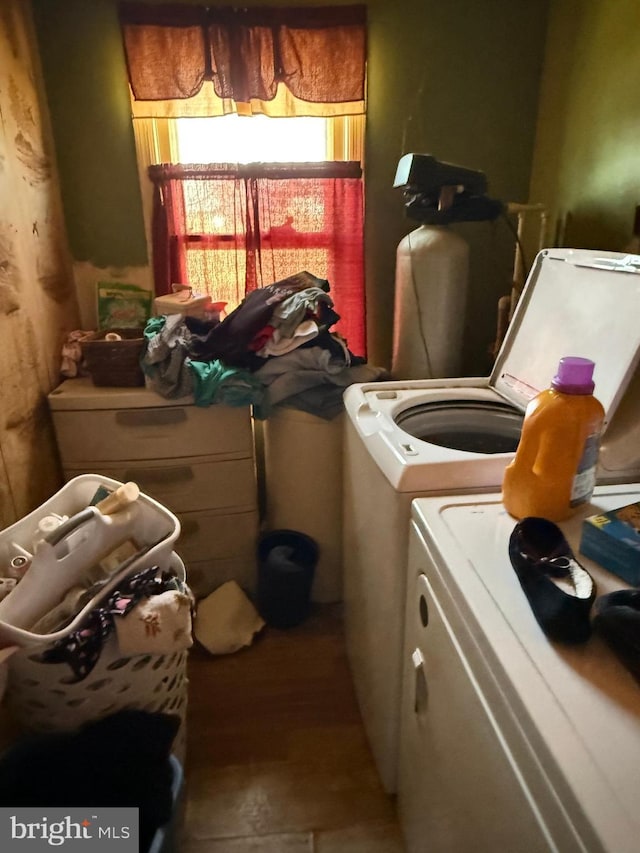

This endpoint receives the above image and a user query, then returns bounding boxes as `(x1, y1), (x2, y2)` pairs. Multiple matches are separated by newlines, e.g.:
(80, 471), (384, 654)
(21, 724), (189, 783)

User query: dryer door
(397, 550), (584, 852)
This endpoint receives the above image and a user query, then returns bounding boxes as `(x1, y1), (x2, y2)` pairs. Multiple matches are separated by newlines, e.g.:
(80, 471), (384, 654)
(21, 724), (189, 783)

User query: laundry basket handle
(44, 507), (95, 547)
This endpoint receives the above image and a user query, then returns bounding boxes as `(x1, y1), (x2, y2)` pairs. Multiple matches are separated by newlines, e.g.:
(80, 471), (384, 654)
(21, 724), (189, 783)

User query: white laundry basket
(0, 475), (189, 745)
(4, 554), (189, 735)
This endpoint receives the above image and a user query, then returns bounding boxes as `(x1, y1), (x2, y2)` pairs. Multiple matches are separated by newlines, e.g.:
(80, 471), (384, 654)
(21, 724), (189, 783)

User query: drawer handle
(179, 517), (200, 537)
(115, 409), (187, 428)
(124, 466), (194, 485)
(412, 647), (428, 714)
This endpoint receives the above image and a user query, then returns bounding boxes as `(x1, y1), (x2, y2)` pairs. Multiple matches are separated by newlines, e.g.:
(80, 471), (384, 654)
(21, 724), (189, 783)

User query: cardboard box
(97, 282), (152, 330)
(580, 502), (640, 585)
(154, 292), (210, 318)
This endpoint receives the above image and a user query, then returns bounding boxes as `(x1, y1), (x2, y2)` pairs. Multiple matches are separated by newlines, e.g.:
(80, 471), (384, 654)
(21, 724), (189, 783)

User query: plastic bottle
(502, 357), (605, 521)
(94, 481), (140, 515)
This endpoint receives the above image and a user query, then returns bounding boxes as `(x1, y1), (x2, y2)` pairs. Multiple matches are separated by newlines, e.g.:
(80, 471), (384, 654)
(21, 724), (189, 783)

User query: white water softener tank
(391, 224), (469, 380)
(391, 153), (504, 380)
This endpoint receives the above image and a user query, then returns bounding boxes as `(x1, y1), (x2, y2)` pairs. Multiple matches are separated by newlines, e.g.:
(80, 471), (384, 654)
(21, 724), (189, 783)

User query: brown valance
(119, 3), (367, 107)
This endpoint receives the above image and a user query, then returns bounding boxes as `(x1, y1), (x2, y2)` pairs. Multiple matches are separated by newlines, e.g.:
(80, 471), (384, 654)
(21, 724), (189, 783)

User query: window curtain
(148, 162), (366, 356)
(119, 3), (366, 118)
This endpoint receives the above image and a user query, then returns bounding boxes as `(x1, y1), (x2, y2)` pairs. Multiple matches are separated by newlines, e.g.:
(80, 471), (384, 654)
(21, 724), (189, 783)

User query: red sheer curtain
(148, 162), (366, 356)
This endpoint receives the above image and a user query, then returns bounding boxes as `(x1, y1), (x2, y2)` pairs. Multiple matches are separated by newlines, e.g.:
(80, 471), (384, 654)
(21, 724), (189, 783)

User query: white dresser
(47, 378), (259, 598)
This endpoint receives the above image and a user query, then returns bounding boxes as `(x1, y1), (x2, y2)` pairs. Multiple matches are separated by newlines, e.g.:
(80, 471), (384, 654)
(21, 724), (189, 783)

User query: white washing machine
(400, 485), (640, 853)
(343, 248), (640, 792)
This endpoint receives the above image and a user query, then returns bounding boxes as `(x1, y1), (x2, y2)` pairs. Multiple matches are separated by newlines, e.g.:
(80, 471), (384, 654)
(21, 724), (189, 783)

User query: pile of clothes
(142, 271), (388, 419)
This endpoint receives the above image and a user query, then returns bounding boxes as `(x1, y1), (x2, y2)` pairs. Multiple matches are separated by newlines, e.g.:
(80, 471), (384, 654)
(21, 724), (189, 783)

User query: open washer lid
(491, 249), (640, 428)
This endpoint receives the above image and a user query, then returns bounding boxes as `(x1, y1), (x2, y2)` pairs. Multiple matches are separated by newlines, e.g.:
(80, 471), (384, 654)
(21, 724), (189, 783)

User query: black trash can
(257, 530), (319, 629)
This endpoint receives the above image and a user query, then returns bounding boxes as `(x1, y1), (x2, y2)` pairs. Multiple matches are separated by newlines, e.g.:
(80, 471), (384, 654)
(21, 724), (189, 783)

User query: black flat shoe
(508, 517), (596, 643)
(593, 590), (640, 683)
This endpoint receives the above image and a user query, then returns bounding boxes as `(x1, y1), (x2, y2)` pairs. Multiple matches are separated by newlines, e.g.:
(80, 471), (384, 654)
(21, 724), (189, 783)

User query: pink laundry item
(60, 330), (95, 378)
(248, 324), (276, 352)
(258, 319), (319, 357)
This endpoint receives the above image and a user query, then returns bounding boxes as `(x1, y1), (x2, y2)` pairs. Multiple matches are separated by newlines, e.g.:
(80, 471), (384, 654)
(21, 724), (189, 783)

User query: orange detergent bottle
(502, 356), (605, 521)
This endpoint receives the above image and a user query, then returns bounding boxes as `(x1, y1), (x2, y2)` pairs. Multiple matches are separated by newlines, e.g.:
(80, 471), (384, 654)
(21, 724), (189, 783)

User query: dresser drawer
(64, 457), (257, 514)
(52, 404), (253, 463)
(184, 556), (258, 599)
(176, 508), (259, 598)
(176, 507), (259, 563)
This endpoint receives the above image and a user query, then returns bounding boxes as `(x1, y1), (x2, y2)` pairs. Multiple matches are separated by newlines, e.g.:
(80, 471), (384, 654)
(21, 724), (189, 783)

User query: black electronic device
(394, 153), (504, 225)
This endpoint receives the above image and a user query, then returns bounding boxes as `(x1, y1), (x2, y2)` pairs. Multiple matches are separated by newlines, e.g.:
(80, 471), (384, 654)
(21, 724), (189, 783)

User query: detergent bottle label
(570, 432), (600, 506)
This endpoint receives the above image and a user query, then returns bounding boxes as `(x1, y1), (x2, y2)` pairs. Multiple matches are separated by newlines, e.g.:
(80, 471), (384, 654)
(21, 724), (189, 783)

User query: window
(175, 115), (328, 164)
(148, 159), (365, 353)
(133, 114), (363, 168)
(134, 113), (365, 316)
(122, 3), (367, 353)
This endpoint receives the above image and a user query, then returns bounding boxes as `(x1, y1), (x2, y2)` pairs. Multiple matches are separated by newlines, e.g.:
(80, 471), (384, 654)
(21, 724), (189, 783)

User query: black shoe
(593, 590), (640, 683)
(508, 517), (596, 643)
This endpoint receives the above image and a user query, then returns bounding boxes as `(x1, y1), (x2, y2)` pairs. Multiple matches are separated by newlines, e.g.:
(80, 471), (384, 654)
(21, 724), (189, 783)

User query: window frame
(133, 113), (365, 283)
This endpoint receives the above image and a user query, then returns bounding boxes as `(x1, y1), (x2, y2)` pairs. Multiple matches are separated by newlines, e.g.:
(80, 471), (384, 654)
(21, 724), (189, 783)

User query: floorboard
(182, 603), (405, 852)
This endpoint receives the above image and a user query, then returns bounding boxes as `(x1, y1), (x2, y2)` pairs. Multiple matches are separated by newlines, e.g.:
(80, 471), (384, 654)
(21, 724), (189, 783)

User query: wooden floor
(182, 603), (405, 852)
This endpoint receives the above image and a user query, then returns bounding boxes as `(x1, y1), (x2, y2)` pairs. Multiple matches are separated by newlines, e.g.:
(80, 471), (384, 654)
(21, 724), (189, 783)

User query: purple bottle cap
(551, 356), (595, 395)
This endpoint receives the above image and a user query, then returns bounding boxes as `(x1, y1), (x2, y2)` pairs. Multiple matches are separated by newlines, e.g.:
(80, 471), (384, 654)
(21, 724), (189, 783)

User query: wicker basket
(82, 327), (145, 387)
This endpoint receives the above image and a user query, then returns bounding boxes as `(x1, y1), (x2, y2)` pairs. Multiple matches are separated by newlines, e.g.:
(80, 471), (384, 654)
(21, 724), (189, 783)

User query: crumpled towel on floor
(195, 580), (264, 655)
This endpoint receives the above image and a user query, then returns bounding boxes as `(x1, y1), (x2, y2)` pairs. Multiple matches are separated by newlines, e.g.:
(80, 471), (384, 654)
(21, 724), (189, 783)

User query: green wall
(31, 0), (147, 267)
(530, 0), (640, 251)
(31, 0), (549, 371)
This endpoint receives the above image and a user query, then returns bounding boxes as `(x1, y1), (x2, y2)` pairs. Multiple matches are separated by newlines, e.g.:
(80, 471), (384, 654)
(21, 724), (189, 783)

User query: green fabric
(143, 315), (166, 340)
(188, 359), (268, 410)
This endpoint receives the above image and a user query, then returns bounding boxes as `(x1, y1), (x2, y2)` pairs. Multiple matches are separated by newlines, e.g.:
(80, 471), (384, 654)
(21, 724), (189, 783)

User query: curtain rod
(148, 161), (363, 181)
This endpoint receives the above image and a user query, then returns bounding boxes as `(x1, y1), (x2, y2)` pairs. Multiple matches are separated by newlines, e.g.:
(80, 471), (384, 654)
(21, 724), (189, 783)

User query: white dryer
(343, 248), (640, 792)
(399, 485), (640, 853)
